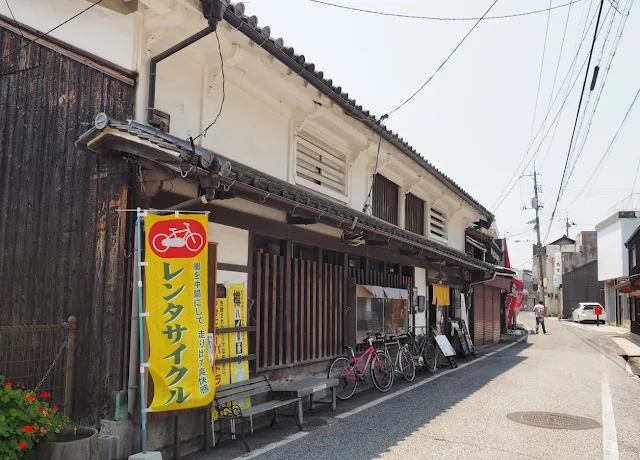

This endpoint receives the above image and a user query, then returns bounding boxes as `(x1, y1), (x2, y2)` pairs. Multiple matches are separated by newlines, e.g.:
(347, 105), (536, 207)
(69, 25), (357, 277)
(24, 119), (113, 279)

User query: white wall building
(596, 210), (640, 327)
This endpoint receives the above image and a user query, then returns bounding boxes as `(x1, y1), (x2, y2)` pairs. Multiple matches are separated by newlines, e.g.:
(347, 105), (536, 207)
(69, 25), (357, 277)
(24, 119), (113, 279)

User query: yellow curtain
(432, 284), (450, 306)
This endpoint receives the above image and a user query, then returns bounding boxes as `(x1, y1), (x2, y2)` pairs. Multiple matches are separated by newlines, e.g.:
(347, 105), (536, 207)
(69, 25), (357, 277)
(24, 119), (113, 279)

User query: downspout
(127, 217), (141, 416)
(147, 27), (213, 127)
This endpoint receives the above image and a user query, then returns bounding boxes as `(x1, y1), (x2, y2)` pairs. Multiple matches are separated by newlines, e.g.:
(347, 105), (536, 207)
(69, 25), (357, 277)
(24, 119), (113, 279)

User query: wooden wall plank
(278, 255), (284, 365)
(270, 255), (277, 367)
(255, 254), (262, 369)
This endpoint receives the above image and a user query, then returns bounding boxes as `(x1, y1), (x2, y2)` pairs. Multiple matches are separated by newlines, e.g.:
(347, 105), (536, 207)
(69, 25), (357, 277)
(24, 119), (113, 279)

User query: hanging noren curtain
(432, 284), (450, 306)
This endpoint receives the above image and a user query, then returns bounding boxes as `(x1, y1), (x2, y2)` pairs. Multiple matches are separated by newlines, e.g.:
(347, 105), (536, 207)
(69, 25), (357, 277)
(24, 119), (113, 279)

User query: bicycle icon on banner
(151, 222), (205, 254)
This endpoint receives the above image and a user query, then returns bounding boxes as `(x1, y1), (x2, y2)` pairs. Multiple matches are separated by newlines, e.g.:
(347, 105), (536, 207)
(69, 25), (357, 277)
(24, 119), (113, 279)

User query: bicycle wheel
(328, 357), (358, 400)
(370, 351), (394, 392)
(399, 345), (416, 382)
(423, 343), (438, 374)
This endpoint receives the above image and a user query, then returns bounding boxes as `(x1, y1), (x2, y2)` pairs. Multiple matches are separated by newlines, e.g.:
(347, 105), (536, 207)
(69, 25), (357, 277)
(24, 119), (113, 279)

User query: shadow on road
(187, 339), (531, 460)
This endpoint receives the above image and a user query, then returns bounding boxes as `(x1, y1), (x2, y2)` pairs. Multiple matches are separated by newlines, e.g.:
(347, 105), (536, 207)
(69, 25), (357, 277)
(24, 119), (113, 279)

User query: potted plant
(0, 376), (74, 460)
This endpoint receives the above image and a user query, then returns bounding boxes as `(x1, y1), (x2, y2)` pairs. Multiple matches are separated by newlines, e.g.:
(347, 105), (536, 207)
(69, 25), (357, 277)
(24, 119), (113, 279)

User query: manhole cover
(507, 412), (600, 430)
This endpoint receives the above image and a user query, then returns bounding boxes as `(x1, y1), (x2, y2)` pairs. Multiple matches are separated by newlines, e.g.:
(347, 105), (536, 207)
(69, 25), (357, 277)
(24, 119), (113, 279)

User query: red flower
(17, 381), (23, 385)
(53, 406), (59, 413)
(5, 381), (12, 387)
(18, 441), (27, 450)
(22, 426), (34, 433)
(38, 407), (44, 413)
(39, 391), (51, 399)
(27, 394), (35, 402)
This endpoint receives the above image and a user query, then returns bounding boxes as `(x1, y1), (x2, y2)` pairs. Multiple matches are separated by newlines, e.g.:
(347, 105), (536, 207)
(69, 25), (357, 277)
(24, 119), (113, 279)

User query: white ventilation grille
(430, 207), (448, 241)
(295, 131), (347, 195)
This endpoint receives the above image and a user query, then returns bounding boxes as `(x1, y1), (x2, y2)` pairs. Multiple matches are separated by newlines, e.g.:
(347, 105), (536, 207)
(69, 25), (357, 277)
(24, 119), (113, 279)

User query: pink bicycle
(328, 334), (394, 400)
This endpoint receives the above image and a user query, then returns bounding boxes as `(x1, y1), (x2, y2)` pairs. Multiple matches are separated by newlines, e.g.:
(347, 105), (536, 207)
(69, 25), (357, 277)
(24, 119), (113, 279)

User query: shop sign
(144, 214), (214, 412)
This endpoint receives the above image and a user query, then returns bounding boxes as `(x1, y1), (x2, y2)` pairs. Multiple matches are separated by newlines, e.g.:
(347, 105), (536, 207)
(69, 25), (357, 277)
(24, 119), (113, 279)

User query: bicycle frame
(343, 343), (386, 382)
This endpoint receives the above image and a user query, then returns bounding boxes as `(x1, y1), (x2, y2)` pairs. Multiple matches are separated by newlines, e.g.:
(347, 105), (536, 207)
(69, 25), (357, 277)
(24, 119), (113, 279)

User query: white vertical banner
(553, 252), (562, 287)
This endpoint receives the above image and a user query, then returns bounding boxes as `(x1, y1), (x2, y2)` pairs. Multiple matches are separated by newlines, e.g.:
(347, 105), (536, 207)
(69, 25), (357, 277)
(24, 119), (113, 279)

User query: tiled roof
(78, 115), (497, 272)
(220, 2), (493, 221)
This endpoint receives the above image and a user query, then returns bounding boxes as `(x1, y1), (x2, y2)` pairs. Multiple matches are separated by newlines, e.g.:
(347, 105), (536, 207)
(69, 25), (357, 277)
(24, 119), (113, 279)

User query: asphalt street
(194, 313), (640, 460)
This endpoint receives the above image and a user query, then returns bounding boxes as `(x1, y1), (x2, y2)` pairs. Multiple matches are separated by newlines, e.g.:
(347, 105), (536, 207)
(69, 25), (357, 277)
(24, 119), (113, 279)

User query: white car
(572, 303), (605, 324)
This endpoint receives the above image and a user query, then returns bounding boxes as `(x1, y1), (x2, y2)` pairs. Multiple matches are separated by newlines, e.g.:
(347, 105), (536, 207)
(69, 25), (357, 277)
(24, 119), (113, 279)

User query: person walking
(533, 301), (547, 334)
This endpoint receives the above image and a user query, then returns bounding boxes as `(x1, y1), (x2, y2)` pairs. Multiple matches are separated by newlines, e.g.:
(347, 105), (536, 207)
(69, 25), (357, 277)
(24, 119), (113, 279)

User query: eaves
(217, 3), (493, 222)
(77, 115), (497, 273)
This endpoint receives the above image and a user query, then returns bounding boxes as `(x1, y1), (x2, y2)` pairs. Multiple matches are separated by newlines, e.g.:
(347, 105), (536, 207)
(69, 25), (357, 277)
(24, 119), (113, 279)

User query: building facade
(620, 224), (640, 340)
(1, 0), (510, 456)
(596, 210), (640, 327)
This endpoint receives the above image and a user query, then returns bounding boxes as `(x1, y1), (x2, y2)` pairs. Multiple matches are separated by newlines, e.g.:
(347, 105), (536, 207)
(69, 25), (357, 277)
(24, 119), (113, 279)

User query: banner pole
(136, 209), (148, 454)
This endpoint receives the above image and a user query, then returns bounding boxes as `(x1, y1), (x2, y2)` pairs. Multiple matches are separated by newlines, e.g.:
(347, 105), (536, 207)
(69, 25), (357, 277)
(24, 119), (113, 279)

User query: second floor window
(405, 193), (425, 235)
(429, 207), (447, 241)
(295, 130), (347, 196)
(632, 245), (637, 267)
(372, 174), (399, 226)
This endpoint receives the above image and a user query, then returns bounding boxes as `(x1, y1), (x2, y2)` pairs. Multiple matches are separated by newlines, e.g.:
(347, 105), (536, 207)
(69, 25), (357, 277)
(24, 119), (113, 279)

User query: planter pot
(37, 427), (99, 460)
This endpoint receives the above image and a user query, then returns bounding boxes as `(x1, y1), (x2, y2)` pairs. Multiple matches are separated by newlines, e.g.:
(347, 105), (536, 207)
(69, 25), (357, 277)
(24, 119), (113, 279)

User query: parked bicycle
(407, 326), (438, 374)
(328, 334), (394, 400)
(379, 332), (416, 382)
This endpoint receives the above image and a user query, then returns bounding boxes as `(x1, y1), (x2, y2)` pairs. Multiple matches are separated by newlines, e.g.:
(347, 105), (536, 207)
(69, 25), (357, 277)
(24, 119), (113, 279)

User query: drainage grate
(507, 412), (600, 430)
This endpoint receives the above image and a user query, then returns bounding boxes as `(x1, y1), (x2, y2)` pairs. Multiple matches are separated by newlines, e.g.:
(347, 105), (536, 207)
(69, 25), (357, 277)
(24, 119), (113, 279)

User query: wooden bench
(213, 375), (302, 451)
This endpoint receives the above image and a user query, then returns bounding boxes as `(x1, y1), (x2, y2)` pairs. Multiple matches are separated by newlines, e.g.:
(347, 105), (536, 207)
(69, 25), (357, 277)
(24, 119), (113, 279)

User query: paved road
(199, 313), (640, 460)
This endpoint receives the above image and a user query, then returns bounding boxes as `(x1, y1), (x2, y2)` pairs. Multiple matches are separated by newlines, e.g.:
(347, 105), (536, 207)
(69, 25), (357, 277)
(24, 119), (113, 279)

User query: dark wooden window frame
(405, 193), (425, 236)
(372, 174), (399, 226)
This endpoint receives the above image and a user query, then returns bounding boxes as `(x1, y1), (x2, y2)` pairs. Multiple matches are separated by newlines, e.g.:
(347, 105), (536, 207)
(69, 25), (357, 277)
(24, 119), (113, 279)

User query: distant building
(532, 235), (576, 316)
(561, 232), (601, 318)
(532, 232), (601, 318)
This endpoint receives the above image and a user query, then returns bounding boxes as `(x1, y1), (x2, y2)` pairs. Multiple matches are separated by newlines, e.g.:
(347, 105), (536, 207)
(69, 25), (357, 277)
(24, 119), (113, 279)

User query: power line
(385, 0), (500, 116)
(537, 0), (577, 168)
(526, 0), (554, 148)
(1, 0), (103, 64)
(543, 0), (606, 244)
(489, 12), (607, 213)
(489, 4), (606, 211)
(563, 0), (633, 188)
(308, 0), (584, 21)
(559, 85), (640, 213)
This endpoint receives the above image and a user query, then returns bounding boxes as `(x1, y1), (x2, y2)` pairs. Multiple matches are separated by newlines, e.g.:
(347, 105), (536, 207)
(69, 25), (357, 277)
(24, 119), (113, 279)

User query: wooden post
(64, 316), (77, 419)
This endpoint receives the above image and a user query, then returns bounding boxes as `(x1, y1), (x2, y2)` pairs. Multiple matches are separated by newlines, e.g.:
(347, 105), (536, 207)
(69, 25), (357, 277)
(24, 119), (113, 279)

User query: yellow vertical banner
(227, 284), (251, 410)
(144, 213), (214, 412)
(212, 286), (231, 420)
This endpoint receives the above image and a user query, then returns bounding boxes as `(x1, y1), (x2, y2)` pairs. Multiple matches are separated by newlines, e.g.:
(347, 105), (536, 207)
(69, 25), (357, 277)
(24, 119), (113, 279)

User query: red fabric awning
(511, 278), (524, 290)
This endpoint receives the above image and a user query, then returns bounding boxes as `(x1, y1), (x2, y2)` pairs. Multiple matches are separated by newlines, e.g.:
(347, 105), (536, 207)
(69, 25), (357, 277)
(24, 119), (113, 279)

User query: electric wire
(526, 0), (554, 148)
(308, 0), (584, 21)
(557, 85), (640, 214)
(362, 0), (500, 210)
(537, 0), (581, 168)
(3, 0), (24, 40)
(544, 0), (633, 241)
(385, 0), (500, 117)
(0, 0), (103, 64)
(542, 0), (606, 244)
(563, 0), (633, 188)
(489, 4), (606, 211)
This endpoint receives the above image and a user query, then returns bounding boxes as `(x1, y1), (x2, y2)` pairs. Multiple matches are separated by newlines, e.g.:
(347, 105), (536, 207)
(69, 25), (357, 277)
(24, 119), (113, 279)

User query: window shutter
(296, 131), (347, 195)
(430, 207), (447, 240)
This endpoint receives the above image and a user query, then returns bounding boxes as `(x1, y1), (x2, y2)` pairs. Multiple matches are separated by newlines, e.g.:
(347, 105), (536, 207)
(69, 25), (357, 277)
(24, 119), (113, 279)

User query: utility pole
(562, 212), (576, 237)
(522, 168), (546, 309)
